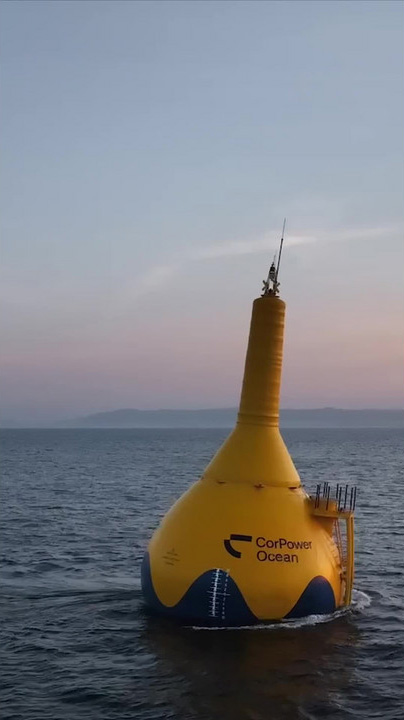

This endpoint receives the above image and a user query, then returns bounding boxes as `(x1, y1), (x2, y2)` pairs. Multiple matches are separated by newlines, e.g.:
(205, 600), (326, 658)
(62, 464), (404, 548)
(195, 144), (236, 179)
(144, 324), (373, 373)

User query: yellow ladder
(309, 496), (355, 607)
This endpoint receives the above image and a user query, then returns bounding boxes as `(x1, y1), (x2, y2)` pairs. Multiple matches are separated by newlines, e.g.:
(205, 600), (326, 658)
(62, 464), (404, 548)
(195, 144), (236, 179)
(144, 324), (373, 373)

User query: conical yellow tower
(141, 243), (355, 625)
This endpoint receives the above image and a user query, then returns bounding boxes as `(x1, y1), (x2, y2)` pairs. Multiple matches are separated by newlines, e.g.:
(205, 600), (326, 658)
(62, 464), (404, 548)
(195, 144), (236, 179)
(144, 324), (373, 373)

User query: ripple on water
(1, 428), (403, 720)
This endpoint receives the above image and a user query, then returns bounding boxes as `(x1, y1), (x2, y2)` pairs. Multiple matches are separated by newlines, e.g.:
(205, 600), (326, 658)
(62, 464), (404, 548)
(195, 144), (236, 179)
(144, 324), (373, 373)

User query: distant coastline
(44, 407), (404, 429)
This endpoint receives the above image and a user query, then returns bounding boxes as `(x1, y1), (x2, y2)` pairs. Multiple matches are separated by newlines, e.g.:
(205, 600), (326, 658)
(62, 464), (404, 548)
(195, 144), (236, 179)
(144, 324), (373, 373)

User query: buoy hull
(141, 294), (348, 625)
(141, 480), (342, 625)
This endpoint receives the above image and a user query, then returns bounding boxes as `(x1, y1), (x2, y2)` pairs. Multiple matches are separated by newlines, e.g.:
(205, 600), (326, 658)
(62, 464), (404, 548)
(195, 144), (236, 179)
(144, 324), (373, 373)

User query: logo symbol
(224, 534), (253, 558)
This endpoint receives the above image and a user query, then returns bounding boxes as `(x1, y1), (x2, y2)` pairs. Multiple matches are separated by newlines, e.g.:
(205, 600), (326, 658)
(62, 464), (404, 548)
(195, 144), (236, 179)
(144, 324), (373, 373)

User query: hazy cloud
(134, 263), (180, 296)
(194, 234), (314, 260)
(134, 224), (402, 296)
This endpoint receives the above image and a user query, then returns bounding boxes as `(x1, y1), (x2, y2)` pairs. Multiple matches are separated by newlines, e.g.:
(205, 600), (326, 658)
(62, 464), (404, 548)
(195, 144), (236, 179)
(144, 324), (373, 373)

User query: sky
(1, 0), (403, 426)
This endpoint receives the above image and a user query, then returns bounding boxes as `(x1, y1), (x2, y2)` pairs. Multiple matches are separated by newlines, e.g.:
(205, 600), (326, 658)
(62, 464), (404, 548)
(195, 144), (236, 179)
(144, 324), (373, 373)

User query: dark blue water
(1, 428), (403, 720)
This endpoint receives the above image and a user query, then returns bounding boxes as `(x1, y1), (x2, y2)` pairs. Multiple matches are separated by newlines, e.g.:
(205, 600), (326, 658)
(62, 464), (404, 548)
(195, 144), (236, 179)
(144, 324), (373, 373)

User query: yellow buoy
(141, 237), (355, 625)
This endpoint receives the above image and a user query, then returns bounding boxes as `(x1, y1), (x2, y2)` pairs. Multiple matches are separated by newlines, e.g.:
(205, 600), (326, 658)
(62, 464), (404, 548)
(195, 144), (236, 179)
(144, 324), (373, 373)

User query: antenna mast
(262, 218), (286, 297)
(275, 218), (286, 288)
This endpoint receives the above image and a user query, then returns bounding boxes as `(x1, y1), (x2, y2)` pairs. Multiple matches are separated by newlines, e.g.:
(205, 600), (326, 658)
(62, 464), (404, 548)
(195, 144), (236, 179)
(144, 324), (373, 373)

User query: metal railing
(308, 483), (357, 606)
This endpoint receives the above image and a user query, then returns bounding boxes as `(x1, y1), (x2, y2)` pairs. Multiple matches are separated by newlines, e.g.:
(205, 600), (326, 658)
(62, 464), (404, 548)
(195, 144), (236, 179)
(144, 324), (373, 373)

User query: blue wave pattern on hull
(285, 575), (336, 618)
(141, 554), (336, 624)
(141, 552), (257, 626)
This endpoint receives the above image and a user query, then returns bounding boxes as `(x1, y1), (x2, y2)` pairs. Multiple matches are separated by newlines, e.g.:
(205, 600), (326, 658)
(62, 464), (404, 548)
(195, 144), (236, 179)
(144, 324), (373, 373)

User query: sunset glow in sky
(1, 0), (403, 425)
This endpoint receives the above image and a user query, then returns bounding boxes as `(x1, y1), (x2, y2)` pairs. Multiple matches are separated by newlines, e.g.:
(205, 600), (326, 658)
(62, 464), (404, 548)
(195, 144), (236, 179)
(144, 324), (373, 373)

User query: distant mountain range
(59, 407), (404, 429)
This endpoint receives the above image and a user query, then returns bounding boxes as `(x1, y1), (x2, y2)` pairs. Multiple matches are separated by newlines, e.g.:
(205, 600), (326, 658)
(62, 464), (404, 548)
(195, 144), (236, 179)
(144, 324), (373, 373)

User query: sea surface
(1, 428), (403, 720)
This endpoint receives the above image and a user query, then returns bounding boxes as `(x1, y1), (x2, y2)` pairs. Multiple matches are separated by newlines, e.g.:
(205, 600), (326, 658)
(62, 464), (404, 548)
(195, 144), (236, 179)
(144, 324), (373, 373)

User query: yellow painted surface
(149, 481), (343, 618)
(145, 294), (346, 619)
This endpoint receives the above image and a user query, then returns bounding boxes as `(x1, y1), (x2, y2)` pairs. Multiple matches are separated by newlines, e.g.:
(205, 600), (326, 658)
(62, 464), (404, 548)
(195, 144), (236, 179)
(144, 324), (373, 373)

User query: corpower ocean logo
(223, 534), (253, 558)
(224, 534), (313, 563)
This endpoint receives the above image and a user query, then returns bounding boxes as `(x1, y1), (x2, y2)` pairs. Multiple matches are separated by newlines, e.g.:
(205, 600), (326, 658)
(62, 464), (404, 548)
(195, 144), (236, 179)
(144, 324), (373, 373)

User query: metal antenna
(261, 218), (287, 297)
(274, 218), (286, 288)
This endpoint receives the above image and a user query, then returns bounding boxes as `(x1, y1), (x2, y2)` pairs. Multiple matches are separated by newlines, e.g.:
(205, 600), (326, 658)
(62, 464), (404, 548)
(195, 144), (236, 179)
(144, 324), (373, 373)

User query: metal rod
(337, 486), (343, 512)
(275, 218), (286, 286)
(353, 486), (357, 511)
(344, 485), (348, 511)
(326, 485), (330, 510)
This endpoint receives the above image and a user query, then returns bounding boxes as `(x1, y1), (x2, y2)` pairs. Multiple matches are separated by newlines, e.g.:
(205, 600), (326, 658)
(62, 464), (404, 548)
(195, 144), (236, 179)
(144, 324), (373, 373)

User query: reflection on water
(141, 609), (361, 720)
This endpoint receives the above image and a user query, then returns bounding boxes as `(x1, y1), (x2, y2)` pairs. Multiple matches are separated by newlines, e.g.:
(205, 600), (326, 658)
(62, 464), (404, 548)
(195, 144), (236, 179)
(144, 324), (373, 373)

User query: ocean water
(1, 428), (403, 720)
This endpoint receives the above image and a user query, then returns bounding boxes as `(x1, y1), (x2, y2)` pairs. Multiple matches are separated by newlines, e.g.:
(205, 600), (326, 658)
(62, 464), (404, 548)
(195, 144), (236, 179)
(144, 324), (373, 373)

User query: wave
(0, 576), (142, 601)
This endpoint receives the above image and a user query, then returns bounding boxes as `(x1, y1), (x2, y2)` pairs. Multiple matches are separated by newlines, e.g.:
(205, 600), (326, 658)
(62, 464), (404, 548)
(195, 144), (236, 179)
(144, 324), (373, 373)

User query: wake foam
(351, 588), (372, 611)
(190, 587), (372, 630)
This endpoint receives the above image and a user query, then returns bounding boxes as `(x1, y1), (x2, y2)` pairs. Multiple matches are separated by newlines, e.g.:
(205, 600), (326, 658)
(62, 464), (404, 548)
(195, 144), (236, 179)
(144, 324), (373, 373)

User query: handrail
(307, 483), (357, 607)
